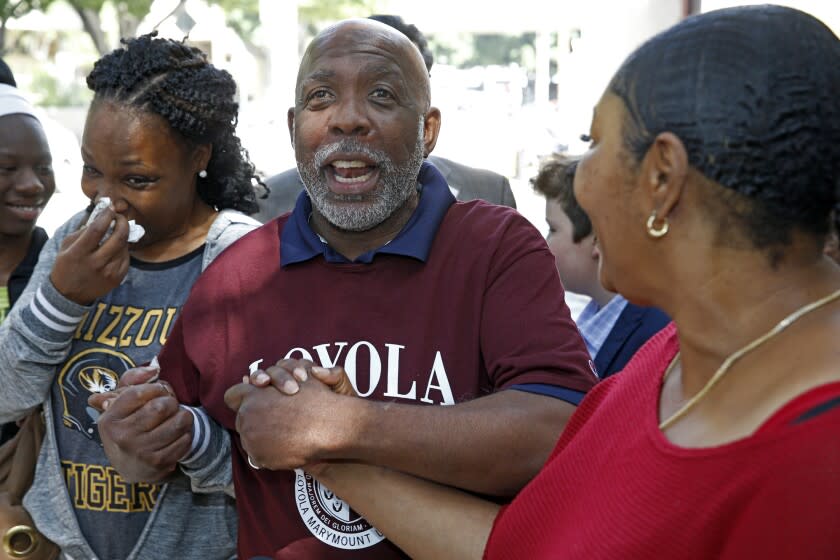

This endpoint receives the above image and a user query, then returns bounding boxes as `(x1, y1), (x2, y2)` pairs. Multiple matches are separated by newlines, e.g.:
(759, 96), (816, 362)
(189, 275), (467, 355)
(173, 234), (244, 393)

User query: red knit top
(485, 323), (840, 559)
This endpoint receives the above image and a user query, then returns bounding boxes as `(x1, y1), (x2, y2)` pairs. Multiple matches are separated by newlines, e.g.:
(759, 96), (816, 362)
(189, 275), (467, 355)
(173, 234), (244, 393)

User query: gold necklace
(659, 286), (840, 430)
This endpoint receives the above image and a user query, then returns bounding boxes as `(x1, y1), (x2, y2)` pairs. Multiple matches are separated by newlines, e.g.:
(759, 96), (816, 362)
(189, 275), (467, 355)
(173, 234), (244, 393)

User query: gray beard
(296, 119), (426, 232)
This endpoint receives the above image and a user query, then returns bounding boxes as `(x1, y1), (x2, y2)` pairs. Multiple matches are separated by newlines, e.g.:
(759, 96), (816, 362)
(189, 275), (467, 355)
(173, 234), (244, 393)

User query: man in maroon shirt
(94, 18), (594, 559)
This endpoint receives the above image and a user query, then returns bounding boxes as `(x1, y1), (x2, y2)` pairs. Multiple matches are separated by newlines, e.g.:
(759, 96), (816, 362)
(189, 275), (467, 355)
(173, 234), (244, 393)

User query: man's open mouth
(330, 160), (378, 184)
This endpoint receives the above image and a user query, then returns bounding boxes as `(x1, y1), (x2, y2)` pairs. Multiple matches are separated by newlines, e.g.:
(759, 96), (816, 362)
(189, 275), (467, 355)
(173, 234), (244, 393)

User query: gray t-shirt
(50, 246), (203, 560)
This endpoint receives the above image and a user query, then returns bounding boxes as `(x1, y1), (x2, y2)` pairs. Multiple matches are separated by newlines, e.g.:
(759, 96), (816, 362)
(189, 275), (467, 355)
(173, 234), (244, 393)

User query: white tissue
(127, 220), (145, 243)
(86, 197), (145, 243)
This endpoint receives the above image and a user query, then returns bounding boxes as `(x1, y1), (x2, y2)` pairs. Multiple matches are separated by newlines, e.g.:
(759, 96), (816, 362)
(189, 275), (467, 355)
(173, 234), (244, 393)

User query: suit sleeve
(254, 168), (305, 223)
(500, 176), (517, 209)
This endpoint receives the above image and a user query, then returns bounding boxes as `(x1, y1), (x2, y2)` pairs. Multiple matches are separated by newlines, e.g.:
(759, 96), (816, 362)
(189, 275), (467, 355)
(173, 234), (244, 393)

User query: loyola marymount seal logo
(294, 469), (385, 549)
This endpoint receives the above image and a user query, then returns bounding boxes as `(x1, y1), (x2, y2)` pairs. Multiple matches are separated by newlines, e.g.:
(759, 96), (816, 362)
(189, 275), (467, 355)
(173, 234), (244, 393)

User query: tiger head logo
(58, 348), (134, 444)
(79, 367), (118, 394)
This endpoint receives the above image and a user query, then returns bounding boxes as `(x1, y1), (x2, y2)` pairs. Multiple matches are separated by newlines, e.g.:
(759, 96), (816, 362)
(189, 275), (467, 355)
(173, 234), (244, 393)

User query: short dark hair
(608, 5), (840, 254)
(0, 57), (16, 87)
(531, 155), (591, 243)
(368, 14), (434, 73)
(86, 32), (259, 214)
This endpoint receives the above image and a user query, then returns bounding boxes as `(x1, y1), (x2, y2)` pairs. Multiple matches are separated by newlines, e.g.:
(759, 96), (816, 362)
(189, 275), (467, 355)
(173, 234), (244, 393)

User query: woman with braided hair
(0, 33), (260, 559)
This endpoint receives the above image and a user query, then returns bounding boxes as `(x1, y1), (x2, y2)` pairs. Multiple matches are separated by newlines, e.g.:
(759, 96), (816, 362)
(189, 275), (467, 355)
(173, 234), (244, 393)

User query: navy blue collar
(280, 160), (455, 266)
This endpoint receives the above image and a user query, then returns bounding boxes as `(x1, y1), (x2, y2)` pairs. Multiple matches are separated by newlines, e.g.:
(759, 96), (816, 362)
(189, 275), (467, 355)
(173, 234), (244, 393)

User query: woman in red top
(233, 5), (840, 559)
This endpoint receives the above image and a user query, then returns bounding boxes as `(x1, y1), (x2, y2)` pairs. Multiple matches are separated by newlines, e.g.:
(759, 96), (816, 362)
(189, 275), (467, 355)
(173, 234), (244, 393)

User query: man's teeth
(332, 160), (368, 168)
(9, 204), (41, 211)
(334, 171), (374, 184)
(331, 160), (374, 183)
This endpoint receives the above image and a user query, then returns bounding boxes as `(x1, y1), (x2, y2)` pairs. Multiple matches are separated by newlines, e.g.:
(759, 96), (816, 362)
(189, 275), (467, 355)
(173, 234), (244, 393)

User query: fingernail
(255, 372), (270, 385)
(102, 399), (110, 411)
(294, 367), (308, 382)
(242, 375), (250, 384)
(158, 381), (174, 396)
(283, 379), (299, 394)
(312, 366), (328, 375)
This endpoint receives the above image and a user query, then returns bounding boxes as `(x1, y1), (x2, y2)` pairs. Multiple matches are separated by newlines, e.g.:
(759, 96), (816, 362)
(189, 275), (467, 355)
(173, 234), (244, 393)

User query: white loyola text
(283, 341), (455, 405)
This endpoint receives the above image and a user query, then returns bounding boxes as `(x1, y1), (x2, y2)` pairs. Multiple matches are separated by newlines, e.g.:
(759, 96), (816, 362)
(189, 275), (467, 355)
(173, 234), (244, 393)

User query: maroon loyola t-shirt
(160, 200), (594, 559)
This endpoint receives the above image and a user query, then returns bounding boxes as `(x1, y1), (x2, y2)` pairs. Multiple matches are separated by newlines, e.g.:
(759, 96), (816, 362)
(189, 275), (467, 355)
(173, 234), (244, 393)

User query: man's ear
(422, 107), (441, 157)
(287, 108), (295, 148)
(639, 131), (689, 219)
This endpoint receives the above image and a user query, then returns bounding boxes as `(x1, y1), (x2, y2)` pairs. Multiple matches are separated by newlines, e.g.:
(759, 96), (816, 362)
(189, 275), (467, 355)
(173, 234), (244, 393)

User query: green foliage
(119, 0), (154, 18)
(213, 0), (386, 43)
(63, 0), (104, 10)
(427, 32), (473, 67)
(63, 0), (152, 19)
(297, 0), (383, 25)
(0, 0), (55, 22)
(30, 68), (91, 106)
(428, 32), (537, 70)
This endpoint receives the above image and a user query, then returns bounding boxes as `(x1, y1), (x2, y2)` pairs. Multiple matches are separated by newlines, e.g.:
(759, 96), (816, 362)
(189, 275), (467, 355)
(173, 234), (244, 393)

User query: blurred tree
(65, 0), (265, 55)
(297, 0), (383, 40)
(429, 32), (537, 71)
(427, 31), (474, 67)
(214, 0), (268, 64)
(465, 33), (536, 68)
(31, 66), (91, 105)
(297, 0), (379, 23)
(0, 0), (55, 52)
(65, 0), (150, 54)
(215, 0), (258, 43)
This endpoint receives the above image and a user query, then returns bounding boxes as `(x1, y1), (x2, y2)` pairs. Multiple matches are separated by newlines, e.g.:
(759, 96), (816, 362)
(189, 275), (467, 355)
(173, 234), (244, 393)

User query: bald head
(295, 18), (431, 111)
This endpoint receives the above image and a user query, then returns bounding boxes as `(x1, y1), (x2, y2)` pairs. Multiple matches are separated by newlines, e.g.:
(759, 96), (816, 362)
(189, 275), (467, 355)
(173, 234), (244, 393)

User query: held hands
(51, 205), (131, 305)
(88, 365), (193, 483)
(246, 360), (358, 397)
(223, 360), (359, 471)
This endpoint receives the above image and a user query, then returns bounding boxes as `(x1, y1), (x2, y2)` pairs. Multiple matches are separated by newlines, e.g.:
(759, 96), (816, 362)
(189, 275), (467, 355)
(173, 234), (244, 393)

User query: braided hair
(86, 32), (259, 214)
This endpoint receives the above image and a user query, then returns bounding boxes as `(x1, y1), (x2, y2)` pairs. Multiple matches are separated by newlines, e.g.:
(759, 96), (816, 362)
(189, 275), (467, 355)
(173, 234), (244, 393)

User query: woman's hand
(89, 365), (192, 483)
(50, 206), (131, 305)
(246, 358), (358, 397)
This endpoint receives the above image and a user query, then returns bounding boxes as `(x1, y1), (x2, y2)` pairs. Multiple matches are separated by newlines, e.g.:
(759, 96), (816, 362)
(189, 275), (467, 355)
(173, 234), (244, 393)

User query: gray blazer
(253, 155), (516, 223)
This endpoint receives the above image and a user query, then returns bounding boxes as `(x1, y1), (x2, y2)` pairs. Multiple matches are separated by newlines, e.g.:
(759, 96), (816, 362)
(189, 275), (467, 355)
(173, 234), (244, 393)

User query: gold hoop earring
(646, 211), (669, 238)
